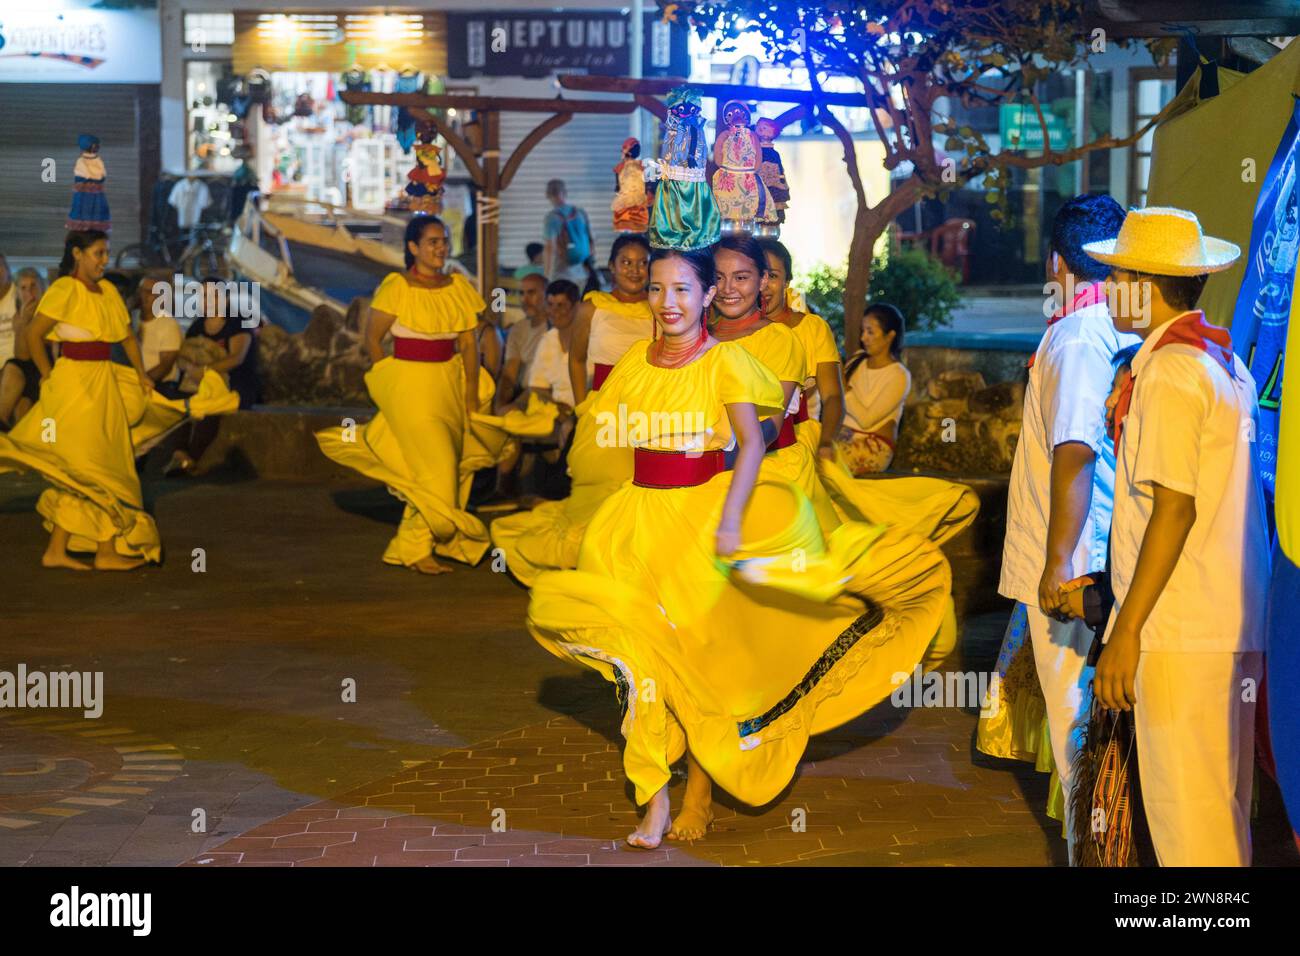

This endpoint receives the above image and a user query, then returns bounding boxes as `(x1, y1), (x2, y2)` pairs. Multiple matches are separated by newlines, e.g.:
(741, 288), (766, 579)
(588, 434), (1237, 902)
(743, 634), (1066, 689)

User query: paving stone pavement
(3, 477), (1294, 867)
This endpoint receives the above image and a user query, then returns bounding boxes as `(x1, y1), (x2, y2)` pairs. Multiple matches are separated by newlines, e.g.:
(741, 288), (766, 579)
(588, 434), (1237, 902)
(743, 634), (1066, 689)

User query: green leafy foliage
(800, 246), (958, 348)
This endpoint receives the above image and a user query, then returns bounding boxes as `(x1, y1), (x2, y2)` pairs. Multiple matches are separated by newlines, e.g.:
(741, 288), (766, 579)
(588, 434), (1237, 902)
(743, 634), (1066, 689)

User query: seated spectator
(523, 243), (545, 271)
(164, 276), (260, 476)
(836, 302), (911, 475)
(136, 273), (183, 395)
(523, 279), (581, 499)
(494, 272), (550, 414)
(0, 267), (48, 429)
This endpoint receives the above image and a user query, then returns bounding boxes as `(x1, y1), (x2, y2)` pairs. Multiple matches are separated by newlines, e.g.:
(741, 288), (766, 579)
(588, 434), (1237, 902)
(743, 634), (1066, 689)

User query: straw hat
(1082, 206), (1240, 276)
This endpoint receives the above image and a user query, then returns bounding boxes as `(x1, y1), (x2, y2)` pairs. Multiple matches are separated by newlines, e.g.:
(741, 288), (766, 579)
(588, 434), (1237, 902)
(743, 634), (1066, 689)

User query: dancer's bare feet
(42, 526), (90, 570)
(41, 551), (91, 571)
(627, 785), (671, 849)
(93, 552), (146, 571)
(668, 752), (714, 842)
(411, 555), (453, 575)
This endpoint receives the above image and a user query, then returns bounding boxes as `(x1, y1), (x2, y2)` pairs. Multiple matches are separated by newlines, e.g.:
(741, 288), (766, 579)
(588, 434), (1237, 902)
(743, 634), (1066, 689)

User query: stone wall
(893, 345), (1031, 476)
(259, 298), (372, 407)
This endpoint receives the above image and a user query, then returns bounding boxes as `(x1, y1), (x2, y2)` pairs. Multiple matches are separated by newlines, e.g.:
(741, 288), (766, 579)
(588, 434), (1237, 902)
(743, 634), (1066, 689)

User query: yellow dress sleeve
(741, 322), (806, 384)
(36, 278), (77, 336)
(584, 290), (652, 320)
(99, 281), (131, 342)
(805, 313), (842, 367)
(714, 342), (786, 417)
(371, 272), (407, 316)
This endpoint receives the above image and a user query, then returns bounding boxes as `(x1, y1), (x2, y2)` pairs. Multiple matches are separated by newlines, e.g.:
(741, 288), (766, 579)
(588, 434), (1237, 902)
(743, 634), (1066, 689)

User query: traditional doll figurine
(404, 134), (445, 215)
(648, 87), (721, 251)
(611, 137), (649, 233)
(755, 117), (790, 237)
(711, 100), (771, 237)
(66, 135), (110, 232)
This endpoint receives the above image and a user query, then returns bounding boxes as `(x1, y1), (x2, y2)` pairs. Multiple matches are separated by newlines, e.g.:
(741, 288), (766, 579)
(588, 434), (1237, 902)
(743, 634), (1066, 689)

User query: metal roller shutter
(498, 110), (630, 276)
(0, 84), (148, 257)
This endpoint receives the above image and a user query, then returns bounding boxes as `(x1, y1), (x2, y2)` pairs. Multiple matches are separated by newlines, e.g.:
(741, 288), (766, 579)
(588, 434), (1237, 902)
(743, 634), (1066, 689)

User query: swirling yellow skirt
(489, 393), (632, 586)
(0, 360), (236, 561)
(529, 477), (951, 807)
(317, 354), (490, 567)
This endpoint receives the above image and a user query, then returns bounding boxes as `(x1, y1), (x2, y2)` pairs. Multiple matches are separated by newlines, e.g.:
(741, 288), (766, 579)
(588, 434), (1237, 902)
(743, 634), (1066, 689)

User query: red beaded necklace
(648, 312), (710, 368)
(711, 308), (764, 338)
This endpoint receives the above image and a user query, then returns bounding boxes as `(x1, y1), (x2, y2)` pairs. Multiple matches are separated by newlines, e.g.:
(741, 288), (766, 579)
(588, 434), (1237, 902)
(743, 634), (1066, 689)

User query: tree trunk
(843, 206), (884, 355)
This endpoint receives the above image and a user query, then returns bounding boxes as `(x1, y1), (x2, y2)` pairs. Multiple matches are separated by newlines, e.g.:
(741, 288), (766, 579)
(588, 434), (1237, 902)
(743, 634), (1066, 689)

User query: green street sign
(999, 103), (1073, 151)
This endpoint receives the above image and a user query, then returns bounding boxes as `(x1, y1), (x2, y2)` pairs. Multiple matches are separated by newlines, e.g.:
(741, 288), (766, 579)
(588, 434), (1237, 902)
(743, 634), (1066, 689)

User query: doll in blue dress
(67, 134), (111, 232)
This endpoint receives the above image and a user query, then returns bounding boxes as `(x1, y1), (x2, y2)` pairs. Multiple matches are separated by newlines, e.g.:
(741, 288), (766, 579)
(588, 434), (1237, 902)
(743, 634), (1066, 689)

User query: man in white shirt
(998, 194), (1136, 858)
(494, 271), (549, 414)
(137, 275), (183, 389)
(528, 279), (581, 412)
(1083, 207), (1266, 866)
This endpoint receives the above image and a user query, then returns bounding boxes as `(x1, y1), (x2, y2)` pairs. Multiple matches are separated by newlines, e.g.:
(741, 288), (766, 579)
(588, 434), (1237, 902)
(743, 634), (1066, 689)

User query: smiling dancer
(317, 215), (490, 574)
(528, 244), (954, 847)
(0, 231), (159, 570)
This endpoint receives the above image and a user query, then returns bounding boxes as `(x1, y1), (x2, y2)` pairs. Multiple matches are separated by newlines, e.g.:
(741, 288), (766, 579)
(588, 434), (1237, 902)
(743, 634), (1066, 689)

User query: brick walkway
(185, 701), (1064, 867)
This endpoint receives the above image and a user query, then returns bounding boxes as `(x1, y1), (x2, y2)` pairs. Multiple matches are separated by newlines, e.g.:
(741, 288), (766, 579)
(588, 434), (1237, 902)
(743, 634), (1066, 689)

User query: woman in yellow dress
(0, 230), (159, 570)
(528, 247), (954, 847)
(710, 234), (840, 529)
(489, 235), (652, 585)
(316, 216), (489, 574)
(759, 239), (980, 550)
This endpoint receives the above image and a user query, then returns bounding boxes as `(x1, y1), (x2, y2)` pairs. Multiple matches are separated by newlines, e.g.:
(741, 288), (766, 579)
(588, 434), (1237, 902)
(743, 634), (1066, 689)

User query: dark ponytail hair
(609, 232), (650, 267)
(757, 238), (793, 280)
(59, 229), (109, 278)
(403, 215), (447, 270)
(715, 233), (767, 277)
(846, 302), (906, 375)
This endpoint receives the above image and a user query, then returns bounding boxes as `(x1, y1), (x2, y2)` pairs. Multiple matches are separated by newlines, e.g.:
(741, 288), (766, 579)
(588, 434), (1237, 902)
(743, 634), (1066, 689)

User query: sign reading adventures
(446, 11), (688, 79)
(0, 3), (161, 84)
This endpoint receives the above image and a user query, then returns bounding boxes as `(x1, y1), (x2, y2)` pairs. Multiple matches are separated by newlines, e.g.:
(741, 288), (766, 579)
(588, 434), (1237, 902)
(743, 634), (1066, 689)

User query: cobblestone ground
(1, 476), (1292, 866)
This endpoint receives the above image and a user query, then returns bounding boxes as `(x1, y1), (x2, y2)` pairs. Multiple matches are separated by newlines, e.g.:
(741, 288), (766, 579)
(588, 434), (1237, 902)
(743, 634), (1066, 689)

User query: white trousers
(1026, 605), (1094, 860)
(1135, 651), (1260, 867)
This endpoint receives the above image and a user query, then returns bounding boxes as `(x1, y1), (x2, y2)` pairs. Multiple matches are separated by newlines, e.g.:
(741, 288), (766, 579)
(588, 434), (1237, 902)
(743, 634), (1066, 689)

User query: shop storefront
(0, 1), (162, 255)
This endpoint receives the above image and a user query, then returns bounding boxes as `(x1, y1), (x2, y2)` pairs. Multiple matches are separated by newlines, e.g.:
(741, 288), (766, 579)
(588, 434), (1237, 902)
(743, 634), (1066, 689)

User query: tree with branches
(663, 0), (1178, 348)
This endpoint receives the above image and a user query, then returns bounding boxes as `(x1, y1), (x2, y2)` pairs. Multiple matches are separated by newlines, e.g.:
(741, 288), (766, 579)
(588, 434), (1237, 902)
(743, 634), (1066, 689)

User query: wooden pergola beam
(500, 112), (573, 191)
(339, 91), (638, 115)
(558, 74), (872, 108)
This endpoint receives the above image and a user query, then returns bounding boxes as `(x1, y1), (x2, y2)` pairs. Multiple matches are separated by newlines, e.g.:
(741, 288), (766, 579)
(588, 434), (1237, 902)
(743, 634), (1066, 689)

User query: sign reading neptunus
(446, 11), (688, 79)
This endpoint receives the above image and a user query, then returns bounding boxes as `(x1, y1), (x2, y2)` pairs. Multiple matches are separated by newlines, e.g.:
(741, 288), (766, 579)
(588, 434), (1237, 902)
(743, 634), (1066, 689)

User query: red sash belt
(633, 447), (729, 488)
(767, 414), (797, 451)
(592, 362), (614, 391)
(60, 341), (112, 361)
(393, 337), (455, 362)
(793, 399), (810, 424)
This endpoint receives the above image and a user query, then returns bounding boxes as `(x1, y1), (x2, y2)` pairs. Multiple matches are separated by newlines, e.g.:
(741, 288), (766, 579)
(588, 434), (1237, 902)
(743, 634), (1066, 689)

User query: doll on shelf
(404, 132), (445, 215)
(755, 117), (790, 237)
(711, 100), (772, 237)
(66, 134), (111, 232)
(611, 136), (649, 233)
(647, 86), (721, 251)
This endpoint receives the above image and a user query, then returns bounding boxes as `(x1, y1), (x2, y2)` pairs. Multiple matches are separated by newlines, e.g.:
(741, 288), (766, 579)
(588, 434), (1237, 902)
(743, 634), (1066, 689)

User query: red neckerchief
(1027, 281), (1106, 369)
(1111, 310), (1236, 456)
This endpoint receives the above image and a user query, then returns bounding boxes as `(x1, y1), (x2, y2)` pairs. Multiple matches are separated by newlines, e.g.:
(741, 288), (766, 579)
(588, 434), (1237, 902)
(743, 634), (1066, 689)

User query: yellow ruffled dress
(730, 320), (841, 531)
(489, 292), (653, 585)
(0, 277), (161, 560)
(316, 272), (491, 567)
(528, 340), (953, 806)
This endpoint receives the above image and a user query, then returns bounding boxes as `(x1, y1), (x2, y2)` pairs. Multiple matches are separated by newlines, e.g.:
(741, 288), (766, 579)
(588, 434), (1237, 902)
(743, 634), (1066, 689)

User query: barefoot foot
(411, 555), (453, 575)
(626, 786), (671, 849)
(41, 552), (91, 571)
(667, 803), (714, 843)
(93, 552), (147, 571)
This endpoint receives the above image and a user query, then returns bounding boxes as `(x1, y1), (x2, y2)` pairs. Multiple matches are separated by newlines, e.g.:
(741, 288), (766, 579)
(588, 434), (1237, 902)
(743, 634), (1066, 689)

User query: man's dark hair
(1050, 194), (1126, 282)
(546, 279), (580, 303)
(525, 242), (544, 262)
(1144, 272), (1209, 311)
